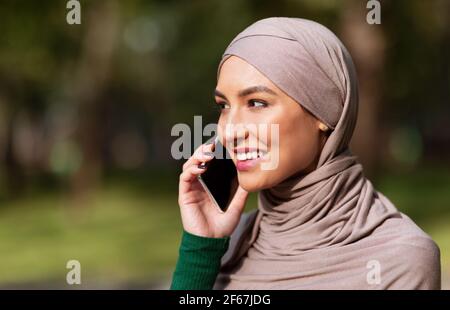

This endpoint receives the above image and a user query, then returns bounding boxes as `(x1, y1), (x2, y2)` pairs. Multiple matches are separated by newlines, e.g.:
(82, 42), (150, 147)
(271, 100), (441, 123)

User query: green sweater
(170, 230), (230, 290)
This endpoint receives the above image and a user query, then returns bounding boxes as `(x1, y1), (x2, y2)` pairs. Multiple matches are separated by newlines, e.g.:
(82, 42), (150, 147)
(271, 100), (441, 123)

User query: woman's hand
(178, 142), (249, 238)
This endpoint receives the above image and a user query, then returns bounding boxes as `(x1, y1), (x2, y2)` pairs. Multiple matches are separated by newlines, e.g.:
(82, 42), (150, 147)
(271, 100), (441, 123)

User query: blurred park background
(0, 0), (449, 289)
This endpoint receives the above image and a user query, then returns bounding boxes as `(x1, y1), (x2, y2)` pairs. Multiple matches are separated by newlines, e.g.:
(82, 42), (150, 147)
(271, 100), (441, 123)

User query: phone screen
(197, 139), (238, 212)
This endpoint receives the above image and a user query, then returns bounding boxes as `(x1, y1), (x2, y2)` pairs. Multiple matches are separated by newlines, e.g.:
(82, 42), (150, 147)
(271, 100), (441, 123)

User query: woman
(171, 17), (441, 290)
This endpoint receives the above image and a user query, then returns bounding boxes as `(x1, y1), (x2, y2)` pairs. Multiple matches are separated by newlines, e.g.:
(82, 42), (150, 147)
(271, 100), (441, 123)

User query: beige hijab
(213, 17), (440, 290)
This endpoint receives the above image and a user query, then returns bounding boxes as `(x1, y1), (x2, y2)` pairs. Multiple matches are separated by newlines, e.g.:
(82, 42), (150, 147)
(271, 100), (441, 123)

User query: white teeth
(237, 150), (267, 160)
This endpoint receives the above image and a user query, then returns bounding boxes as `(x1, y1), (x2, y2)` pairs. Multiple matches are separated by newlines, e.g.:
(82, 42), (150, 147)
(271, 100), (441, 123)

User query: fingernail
(198, 162), (207, 169)
(203, 152), (215, 158)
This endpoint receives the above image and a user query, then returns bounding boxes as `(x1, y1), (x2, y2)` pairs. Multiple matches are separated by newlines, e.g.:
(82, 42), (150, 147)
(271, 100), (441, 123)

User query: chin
(237, 171), (270, 192)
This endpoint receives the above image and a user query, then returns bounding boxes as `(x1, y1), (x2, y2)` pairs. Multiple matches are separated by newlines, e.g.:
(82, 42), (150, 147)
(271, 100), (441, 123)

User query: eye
(215, 101), (230, 110)
(248, 100), (268, 108)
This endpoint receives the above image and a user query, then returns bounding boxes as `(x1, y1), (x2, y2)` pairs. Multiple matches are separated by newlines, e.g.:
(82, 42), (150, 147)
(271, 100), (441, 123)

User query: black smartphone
(197, 137), (238, 212)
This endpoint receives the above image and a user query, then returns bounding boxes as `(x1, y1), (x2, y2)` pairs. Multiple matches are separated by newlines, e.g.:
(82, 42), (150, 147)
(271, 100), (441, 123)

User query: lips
(233, 147), (268, 171)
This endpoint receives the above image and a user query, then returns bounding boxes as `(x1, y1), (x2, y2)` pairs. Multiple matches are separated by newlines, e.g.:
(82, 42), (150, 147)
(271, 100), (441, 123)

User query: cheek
(282, 132), (317, 170)
(276, 116), (320, 173)
(217, 117), (228, 144)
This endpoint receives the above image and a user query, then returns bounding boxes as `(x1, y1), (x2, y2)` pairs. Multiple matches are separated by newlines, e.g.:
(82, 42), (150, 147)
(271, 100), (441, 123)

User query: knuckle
(179, 172), (185, 181)
(182, 161), (189, 170)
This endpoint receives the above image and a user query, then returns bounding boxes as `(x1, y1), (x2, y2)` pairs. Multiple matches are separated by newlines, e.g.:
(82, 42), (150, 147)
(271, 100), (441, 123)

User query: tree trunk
(339, 0), (386, 178)
(69, 1), (120, 204)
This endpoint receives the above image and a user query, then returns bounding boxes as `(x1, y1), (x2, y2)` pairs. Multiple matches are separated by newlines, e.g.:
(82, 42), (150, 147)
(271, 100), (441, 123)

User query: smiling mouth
(235, 150), (268, 161)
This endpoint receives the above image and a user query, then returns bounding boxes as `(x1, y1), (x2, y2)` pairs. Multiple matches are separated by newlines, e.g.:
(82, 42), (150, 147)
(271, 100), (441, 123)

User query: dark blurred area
(0, 0), (449, 288)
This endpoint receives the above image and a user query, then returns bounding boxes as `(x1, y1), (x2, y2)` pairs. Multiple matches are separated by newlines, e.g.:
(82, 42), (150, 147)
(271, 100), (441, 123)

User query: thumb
(224, 185), (249, 220)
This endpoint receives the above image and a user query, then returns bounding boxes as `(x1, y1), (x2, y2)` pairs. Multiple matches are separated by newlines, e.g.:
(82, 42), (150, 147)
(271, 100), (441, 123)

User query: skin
(178, 56), (328, 238)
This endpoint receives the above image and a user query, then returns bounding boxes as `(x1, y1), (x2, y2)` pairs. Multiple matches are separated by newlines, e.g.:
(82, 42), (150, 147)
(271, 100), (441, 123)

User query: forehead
(217, 56), (275, 90)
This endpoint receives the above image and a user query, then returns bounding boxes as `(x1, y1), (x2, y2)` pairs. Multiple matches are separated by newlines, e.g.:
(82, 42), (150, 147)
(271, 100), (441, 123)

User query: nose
(223, 121), (249, 149)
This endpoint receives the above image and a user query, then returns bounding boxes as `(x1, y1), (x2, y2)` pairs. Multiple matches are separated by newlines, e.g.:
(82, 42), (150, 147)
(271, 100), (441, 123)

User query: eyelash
(216, 100), (268, 111)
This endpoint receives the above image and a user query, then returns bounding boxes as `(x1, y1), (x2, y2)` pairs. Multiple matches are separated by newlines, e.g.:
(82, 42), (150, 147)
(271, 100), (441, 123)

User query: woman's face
(215, 56), (326, 192)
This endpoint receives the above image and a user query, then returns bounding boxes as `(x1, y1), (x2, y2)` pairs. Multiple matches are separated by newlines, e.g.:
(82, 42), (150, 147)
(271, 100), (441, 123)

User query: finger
(179, 164), (208, 194)
(224, 185), (249, 219)
(182, 143), (215, 171)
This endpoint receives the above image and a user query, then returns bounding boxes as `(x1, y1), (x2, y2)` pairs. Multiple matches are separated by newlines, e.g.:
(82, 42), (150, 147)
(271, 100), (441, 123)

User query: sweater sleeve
(170, 230), (230, 290)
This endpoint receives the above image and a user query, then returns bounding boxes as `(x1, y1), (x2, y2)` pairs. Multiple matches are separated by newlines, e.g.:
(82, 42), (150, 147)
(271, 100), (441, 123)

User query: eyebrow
(214, 85), (277, 101)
